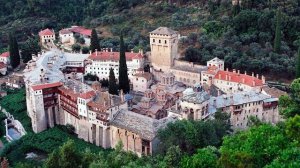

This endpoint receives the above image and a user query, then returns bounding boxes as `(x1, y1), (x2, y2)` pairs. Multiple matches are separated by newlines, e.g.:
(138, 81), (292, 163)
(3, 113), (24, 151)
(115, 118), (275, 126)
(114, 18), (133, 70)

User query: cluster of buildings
(39, 26), (92, 46)
(24, 27), (285, 156)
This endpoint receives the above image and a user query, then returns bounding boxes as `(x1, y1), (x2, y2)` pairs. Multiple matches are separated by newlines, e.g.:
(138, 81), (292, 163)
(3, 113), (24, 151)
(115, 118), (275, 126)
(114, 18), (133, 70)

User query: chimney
(110, 48), (113, 52)
(89, 50), (92, 55)
(238, 70), (240, 74)
(95, 49), (98, 56)
(225, 74), (228, 80)
(233, 69), (236, 73)
(244, 71), (247, 75)
(256, 74), (259, 79)
(106, 48), (108, 52)
(229, 75), (231, 81)
(262, 75), (266, 84)
(252, 72), (254, 77)
(242, 78), (245, 83)
(131, 49), (134, 53)
(139, 49), (144, 55)
(226, 68), (229, 72)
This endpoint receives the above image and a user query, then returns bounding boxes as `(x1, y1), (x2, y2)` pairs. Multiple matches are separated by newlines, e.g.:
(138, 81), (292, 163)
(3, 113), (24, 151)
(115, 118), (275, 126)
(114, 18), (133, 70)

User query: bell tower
(149, 27), (178, 72)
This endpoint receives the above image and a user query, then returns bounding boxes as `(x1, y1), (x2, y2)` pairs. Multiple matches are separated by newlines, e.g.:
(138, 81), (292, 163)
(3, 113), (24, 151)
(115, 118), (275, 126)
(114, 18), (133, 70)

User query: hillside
(0, 0), (299, 81)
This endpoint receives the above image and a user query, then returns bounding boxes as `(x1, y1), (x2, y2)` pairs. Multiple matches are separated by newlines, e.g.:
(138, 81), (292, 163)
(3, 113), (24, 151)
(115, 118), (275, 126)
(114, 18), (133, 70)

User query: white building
(39, 28), (55, 43)
(59, 29), (75, 44)
(0, 52), (10, 65)
(207, 57), (224, 71)
(213, 69), (265, 94)
(132, 70), (153, 92)
(85, 50), (144, 80)
(0, 62), (7, 75)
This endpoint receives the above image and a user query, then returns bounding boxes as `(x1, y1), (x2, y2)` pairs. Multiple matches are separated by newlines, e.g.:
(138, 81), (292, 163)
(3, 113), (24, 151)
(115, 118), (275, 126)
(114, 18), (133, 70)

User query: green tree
(219, 124), (291, 168)
(285, 115), (300, 143)
(296, 47), (300, 78)
(72, 44), (81, 53)
(265, 148), (300, 168)
(59, 140), (82, 168)
(109, 68), (118, 95)
(90, 29), (100, 52)
(274, 9), (282, 53)
(8, 32), (20, 69)
(45, 149), (60, 168)
(161, 146), (182, 168)
(181, 147), (218, 168)
(118, 34), (130, 93)
(21, 36), (41, 63)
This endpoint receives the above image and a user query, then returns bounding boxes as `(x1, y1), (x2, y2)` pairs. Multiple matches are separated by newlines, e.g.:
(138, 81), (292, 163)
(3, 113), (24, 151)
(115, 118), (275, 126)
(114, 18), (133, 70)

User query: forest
(0, 0), (299, 79)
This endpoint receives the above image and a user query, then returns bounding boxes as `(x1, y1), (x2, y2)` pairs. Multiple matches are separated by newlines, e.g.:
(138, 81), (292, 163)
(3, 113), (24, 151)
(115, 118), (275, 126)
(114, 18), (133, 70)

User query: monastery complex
(22, 27), (285, 156)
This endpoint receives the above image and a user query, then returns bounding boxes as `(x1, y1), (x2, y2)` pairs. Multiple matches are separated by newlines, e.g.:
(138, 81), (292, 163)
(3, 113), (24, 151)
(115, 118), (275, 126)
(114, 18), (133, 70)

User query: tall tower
(150, 27), (178, 72)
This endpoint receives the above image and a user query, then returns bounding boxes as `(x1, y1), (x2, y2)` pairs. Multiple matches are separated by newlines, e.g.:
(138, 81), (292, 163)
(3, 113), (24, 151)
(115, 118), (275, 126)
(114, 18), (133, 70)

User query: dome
(183, 88), (195, 96)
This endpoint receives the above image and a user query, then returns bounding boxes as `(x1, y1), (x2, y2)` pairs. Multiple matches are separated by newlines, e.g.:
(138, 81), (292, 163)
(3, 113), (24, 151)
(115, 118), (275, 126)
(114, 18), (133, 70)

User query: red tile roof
(0, 52), (10, 58)
(0, 62), (6, 69)
(31, 82), (63, 91)
(214, 70), (263, 87)
(88, 51), (143, 61)
(59, 29), (72, 34)
(39, 28), (55, 36)
(79, 90), (96, 99)
(69, 26), (92, 36)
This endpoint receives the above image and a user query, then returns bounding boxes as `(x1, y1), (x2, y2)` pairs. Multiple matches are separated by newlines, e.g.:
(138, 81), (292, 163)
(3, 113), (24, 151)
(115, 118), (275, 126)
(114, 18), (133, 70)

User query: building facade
(85, 50), (144, 80)
(39, 28), (55, 43)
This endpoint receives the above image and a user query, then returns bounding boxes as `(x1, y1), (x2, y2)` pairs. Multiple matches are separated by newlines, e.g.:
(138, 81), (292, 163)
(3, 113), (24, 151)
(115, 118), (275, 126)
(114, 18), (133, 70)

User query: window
(165, 40), (167, 44)
(153, 39), (155, 42)
(159, 40), (161, 43)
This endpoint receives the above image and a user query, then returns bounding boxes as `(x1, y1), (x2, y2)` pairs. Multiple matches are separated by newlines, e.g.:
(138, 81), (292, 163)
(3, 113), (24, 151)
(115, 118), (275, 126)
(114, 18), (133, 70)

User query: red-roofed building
(68, 26), (92, 45)
(85, 50), (144, 80)
(0, 52), (10, 65)
(39, 28), (55, 43)
(59, 29), (74, 44)
(212, 69), (265, 94)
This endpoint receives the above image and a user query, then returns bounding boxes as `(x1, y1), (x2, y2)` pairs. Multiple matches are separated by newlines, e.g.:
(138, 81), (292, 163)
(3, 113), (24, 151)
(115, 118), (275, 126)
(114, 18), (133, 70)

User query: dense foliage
(8, 32), (20, 69)
(109, 68), (118, 95)
(118, 34), (130, 93)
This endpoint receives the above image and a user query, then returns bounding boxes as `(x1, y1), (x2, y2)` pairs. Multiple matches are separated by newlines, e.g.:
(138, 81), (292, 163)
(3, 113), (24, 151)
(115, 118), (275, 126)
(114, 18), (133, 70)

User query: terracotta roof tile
(0, 52), (9, 58)
(214, 70), (263, 87)
(39, 28), (55, 36)
(0, 62), (6, 69)
(69, 26), (91, 36)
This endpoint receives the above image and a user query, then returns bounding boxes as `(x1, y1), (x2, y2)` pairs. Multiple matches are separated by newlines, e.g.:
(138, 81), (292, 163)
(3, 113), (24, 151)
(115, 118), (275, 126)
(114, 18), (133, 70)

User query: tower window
(159, 40), (161, 43)
(165, 40), (167, 44)
(153, 39), (155, 42)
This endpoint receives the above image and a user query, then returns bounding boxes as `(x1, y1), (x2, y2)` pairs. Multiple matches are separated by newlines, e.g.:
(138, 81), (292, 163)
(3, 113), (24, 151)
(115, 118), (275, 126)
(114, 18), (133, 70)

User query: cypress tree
(296, 47), (300, 78)
(274, 10), (282, 53)
(109, 68), (118, 95)
(118, 34), (130, 93)
(8, 32), (20, 69)
(90, 29), (100, 52)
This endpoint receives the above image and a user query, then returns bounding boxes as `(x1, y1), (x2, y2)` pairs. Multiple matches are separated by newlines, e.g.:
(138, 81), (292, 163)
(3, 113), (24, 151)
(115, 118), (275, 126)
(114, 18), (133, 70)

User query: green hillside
(0, 0), (299, 80)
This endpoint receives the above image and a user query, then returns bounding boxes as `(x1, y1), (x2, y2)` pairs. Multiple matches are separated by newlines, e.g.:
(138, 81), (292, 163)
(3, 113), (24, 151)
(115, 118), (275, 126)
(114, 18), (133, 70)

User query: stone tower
(149, 27), (178, 72)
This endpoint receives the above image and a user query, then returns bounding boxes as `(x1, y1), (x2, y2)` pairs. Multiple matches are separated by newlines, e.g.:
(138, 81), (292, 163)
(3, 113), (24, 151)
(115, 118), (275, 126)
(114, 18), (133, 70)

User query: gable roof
(39, 28), (55, 36)
(69, 26), (92, 36)
(0, 52), (10, 58)
(111, 109), (176, 141)
(59, 29), (72, 35)
(150, 27), (177, 35)
(88, 51), (143, 61)
(214, 70), (263, 87)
